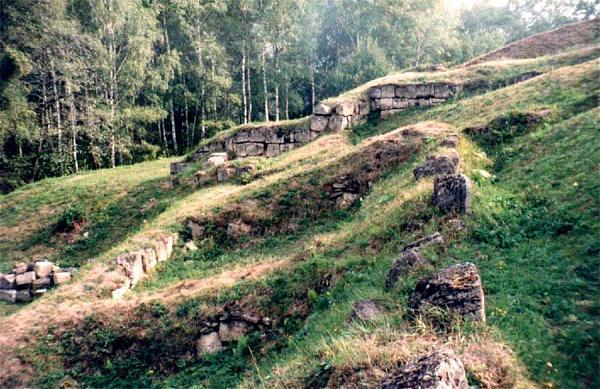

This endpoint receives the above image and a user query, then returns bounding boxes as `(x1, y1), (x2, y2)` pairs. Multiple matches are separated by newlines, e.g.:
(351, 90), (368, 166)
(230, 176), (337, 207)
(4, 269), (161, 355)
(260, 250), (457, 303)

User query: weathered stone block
(294, 128), (311, 143)
(141, 248), (157, 273)
(328, 115), (348, 131)
(393, 99), (409, 109)
(15, 271), (36, 287)
(434, 84), (451, 98)
(226, 220), (252, 240)
(217, 167), (237, 182)
(12, 263), (27, 275)
(188, 221), (205, 240)
(440, 134), (459, 148)
(310, 115), (329, 132)
(116, 252), (144, 286)
(380, 350), (468, 388)
(0, 289), (16, 303)
(335, 193), (360, 210)
(0, 274), (15, 289)
(16, 290), (32, 303)
(265, 131), (285, 144)
(349, 299), (385, 321)
(206, 152), (228, 168)
(410, 262), (485, 322)
(357, 100), (370, 116)
(314, 103), (332, 115)
(379, 98), (394, 111)
(281, 143), (295, 153)
(233, 142), (248, 157)
(386, 250), (429, 290)
(335, 101), (355, 116)
(197, 332), (223, 355)
(369, 87), (382, 99)
(381, 85), (396, 98)
(416, 84), (435, 97)
(265, 144), (281, 158)
(33, 261), (54, 278)
(53, 271), (72, 285)
(413, 155), (459, 180)
(432, 174), (471, 213)
(218, 321), (248, 342)
(245, 142), (264, 156)
(418, 98), (431, 107)
(111, 279), (131, 300)
(32, 277), (52, 290)
(155, 236), (174, 262)
(402, 232), (444, 253)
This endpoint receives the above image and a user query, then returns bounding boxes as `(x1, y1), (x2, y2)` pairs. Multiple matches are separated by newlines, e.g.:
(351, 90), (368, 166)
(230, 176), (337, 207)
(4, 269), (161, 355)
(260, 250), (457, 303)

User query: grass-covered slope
(0, 43), (598, 388)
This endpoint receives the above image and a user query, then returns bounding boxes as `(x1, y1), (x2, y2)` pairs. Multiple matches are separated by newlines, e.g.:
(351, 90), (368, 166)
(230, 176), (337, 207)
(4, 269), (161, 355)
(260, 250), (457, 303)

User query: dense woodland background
(0, 0), (596, 192)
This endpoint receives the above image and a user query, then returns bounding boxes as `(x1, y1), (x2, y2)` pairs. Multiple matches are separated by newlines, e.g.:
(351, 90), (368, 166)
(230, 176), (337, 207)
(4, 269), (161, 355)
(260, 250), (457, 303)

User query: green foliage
(55, 204), (86, 233)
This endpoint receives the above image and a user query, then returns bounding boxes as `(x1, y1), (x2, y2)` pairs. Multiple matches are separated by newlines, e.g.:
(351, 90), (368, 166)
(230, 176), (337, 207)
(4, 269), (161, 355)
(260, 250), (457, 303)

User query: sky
(445, 0), (509, 9)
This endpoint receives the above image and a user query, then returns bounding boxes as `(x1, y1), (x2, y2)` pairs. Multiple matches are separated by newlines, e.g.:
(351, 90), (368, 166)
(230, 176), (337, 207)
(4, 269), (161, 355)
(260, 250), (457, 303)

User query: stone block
(0, 274), (15, 289)
(381, 85), (396, 98)
(379, 98), (394, 111)
(33, 289), (47, 297)
(432, 174), (472, 213)
(400, 85), (418, 99)
(111, 279), (131, 300)
(188, 221), (205, 240)
(12, 263), (27, 275)
(409, 262), (485, 322)
(33, 261), (54, 278)
(335, 193), (360, 210)
(310, 115), (329, 132)
(392, 99), (409, 109)
(418, 98), (431, 107)
(265, 144), (281, 158)
(217, 167), (237, 182)
(280, 143), (295, 153)
(357, 100), (370, 116)
(53, 271), (71, 285)
(416, 84), (435, 97)
(265, 131), (285, 144)
(233, 143), (248, 157)
(431, 98), (446, 104)
(335, 101), (354, 116)
(245, 143), (264, 156)
(197, 332), (223, 355)
(328, 115), (348, 132)
(349, 299), (385, 321)
(401, 232), (444, 253)
(380, 350), (468, 388)
(155, 236), (174, 262)
(413, 155), (459, 180)
(369, 87), (382, 99)
(218, 321), (248, 342)
(434, 84), (451, 98)
(141, 248), (157, 273)
(314, 103), (332, 115)
(16, 290), (32, 303)
(386, 250), (429, 290)
(32, 277), (52, 290)
(0, 290), (16, 303)
(116, 252), (144, 286)
(15, 271), (36, 287)
(441, 134), (459, 148)
(205, 152), (228, 168)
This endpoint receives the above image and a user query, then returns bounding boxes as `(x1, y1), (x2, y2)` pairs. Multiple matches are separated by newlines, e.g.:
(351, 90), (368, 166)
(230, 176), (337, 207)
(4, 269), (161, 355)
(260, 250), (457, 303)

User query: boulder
(409, 263), (485, 322)
(206, 152), (228, 168)
(310, 115), (329, 132)
(314, 103), (332, 115)
(116, 252), (144, 286)
(432, 174), (472, 214)
(140, 248), (157, 273)
(218, 321), (248, 342)
(15, 290), (32, 303)
(155, 236), (174, 262)
(380, 350), (468, 388)
(111, 279), (131, 300)
(184, 241), (198, 252)
(52, 271), (72, 285)
(335, 101), (354, 116)
(386, 250), (429, 290)
(217, 167), (237, 182)
(401, 232), (444, 253)
(335, 193), (360, 210)
(32, 277), (52, 290)
(33, 260), (54, 278)
(15, 271), (36, 287)
(0, 290), (16, 303)
(0, 274), (16, 289)
(188, 221), (205, 240)
(227, 220), (252, 240)
(12, 263), (27, 275)
(197, 332), (223, 355)
(349, 299), (385, 321)
(413, 155), (458, 180)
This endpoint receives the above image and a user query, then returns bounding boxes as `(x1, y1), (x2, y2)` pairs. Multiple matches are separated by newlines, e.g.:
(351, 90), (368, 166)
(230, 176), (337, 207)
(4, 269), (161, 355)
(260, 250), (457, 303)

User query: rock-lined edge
(111, 235), (175, 299)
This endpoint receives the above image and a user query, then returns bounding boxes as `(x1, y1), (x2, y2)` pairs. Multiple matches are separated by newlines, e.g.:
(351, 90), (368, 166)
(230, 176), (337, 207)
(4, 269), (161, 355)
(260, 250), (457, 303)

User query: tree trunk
(32, 72), (49, 181)
(310, 65), (316, 113)
(65, 78), (78, 173)
(284, 72), (289, 120)
(241, 42), (247, 124)
(163, 15), (178, 154)
(261, 50), (269, 122)
(50, 63), (62, 171)
(247, 50), (252, 122)
(274, 46), (280, 122)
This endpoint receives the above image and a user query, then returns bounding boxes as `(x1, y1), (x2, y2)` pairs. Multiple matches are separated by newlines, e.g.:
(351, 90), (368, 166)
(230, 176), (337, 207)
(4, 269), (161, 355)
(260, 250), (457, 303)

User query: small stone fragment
(409, 262), (485, 322)
(218, 321), (248, 342)
(380, 349), (468, 388)
(349, 300), (385, 321)
(432, 174), (472, 214)
(386, 250), (429, 290)
(197, 332), (223, 355)
(401, 232), (444, 253)
(52, 272), (72, 285)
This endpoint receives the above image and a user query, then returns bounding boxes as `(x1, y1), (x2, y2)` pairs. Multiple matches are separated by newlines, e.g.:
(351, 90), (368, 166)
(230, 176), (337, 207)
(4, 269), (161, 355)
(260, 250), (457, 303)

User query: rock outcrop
(370, 83), (462, 119)
(432, 174), (472, 213)
(409, 262), (485, 322)
(386, 250), (429, 290)
(380, 349), (469, 388)
(413, 154), (460, 180)
(0, 260), (75, 303)
(348, 299), (385, 321)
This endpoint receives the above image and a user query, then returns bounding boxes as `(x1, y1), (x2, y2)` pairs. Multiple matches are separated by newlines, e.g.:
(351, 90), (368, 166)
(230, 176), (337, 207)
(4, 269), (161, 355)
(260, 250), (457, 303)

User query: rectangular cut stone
(335, 101), (354, 116)
(245, 143), (264, 156)
(327, 115), (348, 131)
(379, 98), (394, 110)
(248, 129), (267, 143)
(154, 236), (174, 262)
(0, 274), (16, 289)
(431, 98), (446, 104)
(407, 99), (419, 107)
(265, 131), (285, 144)
(32, 277), (51, 289)
(369, 88), (382, 99)
(233, 143), (248, 157)
(141, 248), (157, 273)
(393, 99), (409, 109)
(294, 129), (311, 143)
(416, 84), (435, 97)
(371, 99), (381, 110)
(310, 115), (329, 132)
(233, 129), (252, 143)
(0, 289), (16, 303)
(418, 99), (431, 107)
(381, 85), (396, 98)
(15, 271), (36, 287)
(357, 100), (370, 116)
(16, 290), (32, 303)
(33, 261), (54, 278)
(265, 144), (281, 158)
(402, 85), (418, 99)
(434, 84), (451, 98)
(12, 263), (27, 275)
(314, 103), (332, 115)
(281, 143), (295, 152)
(116, 252), (144, 286)
(53, 272), (71, 285)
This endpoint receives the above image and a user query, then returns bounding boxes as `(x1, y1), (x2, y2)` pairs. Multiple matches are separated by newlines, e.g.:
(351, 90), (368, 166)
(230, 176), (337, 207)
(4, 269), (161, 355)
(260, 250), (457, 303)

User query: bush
(55, 204), (86, 232)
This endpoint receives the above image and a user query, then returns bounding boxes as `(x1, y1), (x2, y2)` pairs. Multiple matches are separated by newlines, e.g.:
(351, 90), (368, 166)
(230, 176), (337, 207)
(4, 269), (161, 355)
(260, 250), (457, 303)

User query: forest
(0, 0), (596, 192)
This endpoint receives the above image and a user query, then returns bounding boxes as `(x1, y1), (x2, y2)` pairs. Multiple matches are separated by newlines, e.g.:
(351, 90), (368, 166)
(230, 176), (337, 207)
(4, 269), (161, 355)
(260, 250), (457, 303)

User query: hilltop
(0, 20), (599, 388)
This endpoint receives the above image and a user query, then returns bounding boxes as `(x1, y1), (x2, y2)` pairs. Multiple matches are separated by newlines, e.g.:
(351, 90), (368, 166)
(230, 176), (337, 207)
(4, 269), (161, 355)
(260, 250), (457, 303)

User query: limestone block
(386, 250), (429, 290)
(15, 271), (36, 287)
(431, 98), (446, 104)
(328, 115), (348, 132)
(15, 290), (32, 303)
(226, 220), (252, 240)
(416, 84), (435, 97)
(0, 274), (15, 289)
(413, 155), (459, 180)
(206, 152), (228, 168)
(52, 271), (72, 285)
(400, 85), (418, 99)
(188, 221), (205, 240)
(432, 174), (472, 213)
(265, 131), (285, 144)
(434, 84), (451, 98)
(379, 98), (394, 111)
(116, 252), (144, 286)
(372, 98), (381, 110)
(335, 101), (355, 116)
(349, 299), (385, 321)
(380, 350), (468, 388)
(335, 193), (360, 210)
(407, 99), (419, 107)
(357, 100), (370, 116)
(155, 236), (174, 262)
(369, 88), (382, 99)
(314, 103), (332, 115)
(194, 170), (209, 187)
(32, 277), (52, 290)
(218, 321), (249, 342)
(12, 263), (27, 275)
(141, 248), (157, 273)
(217, 167), (237, 182)
(418, 98), (431, 107)
(0, 290), (16, 303)
(401, 232), (444, 253)
(33, 261), (54, 278)
(245, 143), (264, 156)
(265, 144), (281, 158)
(111, 279), (131, 299)
(197, 332), (223, 355)
(393, 99), (409, 109)
(233, 143), (248, 157)
(409, 262), (485, 322)
(381, 85), (396, 98)
(310, 115), (329, 132)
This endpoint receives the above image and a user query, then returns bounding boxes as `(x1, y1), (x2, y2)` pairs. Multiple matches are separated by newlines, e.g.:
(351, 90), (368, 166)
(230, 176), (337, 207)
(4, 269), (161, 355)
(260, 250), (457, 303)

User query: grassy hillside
(0, 40), (598, 388)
